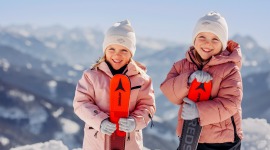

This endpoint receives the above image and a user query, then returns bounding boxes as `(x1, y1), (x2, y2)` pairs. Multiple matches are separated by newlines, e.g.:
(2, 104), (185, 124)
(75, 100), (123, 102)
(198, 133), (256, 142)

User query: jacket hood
(133, 60), (147, 71)
(186, 40), (242, 69)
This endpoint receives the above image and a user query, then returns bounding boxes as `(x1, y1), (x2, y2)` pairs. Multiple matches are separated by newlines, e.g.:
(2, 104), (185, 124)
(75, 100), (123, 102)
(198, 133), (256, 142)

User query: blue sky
(1, 0), (269, 48)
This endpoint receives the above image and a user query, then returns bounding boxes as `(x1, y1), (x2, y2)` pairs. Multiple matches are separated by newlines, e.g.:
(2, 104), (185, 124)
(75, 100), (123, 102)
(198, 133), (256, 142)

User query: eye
(106, 47), (115, 54)
(197, 36), (206, 41)
(120, 49), (129, 54)
(212, 38), (220, 43)
(121, 49), (128, 52)
(108, 47), (115, 51)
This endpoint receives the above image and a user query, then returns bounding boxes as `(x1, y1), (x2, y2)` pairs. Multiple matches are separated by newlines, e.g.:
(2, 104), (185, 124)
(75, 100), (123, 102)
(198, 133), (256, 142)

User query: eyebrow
(108, 47), (128, 51)
(197, 35), (205, 38)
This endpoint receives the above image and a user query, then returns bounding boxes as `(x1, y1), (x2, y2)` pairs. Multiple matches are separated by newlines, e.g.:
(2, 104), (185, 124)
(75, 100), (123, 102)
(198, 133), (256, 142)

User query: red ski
(108, 74), (131, 150)
(178, 78), (212, 150)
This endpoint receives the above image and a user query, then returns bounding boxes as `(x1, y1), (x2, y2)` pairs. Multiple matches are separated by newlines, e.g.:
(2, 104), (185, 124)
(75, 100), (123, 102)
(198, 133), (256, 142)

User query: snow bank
(242, 118), (270, 150)
(10, 118), (270, 150)
(10, 140), (74, 150)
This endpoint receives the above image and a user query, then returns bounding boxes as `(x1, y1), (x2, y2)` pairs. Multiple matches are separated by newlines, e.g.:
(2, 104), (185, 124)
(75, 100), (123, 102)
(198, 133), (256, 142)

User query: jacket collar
(97, 60), (146, 78)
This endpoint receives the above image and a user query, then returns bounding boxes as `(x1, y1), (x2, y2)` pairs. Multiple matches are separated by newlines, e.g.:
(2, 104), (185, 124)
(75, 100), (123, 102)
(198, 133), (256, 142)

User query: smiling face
(105, 44), (132, 70)
(194, 32), (223, 61)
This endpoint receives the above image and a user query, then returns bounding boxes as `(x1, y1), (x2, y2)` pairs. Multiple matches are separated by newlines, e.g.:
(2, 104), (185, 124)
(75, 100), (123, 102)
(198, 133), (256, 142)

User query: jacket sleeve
(197, 65), (243, 126)
(130, 77), (156, 130)
(160, 61), (193, 105)
(73, 70), (109, 131)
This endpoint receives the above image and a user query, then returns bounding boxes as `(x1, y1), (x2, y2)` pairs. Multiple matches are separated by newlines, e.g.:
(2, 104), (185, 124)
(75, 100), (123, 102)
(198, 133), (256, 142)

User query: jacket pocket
(83, 124), (105, 149)
(84, 124), (99, 138)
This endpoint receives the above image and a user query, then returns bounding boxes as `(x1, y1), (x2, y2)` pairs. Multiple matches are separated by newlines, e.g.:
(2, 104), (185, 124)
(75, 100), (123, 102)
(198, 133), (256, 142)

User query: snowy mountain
(0, 44), (176, 150)
(1, 25), (269, 79)
(0, 25), (102, 65)
(0, 44), (84, 85)
(0, 49), (84, 149)
(232, 35), (270, 76)
(242, 71), (270, 121)
(1, 24), (270, 150)
(0, 25), (176, 66)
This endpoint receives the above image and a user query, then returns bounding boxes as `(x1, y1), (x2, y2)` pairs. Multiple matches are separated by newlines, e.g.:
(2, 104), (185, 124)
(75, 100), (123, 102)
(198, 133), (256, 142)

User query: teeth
(113, 59), (121, 63)
(202, 48), (211, 52)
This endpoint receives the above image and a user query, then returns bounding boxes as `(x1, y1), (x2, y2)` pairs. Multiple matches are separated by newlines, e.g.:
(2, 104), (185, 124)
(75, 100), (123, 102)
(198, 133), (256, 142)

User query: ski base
(110, 133), (126, 150)
(178, 119), (202, 150)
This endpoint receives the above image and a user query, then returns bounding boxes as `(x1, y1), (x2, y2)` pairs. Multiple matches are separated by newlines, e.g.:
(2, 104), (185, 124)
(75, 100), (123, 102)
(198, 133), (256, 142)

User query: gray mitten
(119, 117), (136, 132)
(181, 97), (199, 120)
(100, 119), (116, 135)
(189, 70), (212, 83)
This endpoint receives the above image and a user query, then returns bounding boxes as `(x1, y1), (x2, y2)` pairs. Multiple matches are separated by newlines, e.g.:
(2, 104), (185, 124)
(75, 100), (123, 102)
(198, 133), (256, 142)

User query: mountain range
(0, 25), (270, 150)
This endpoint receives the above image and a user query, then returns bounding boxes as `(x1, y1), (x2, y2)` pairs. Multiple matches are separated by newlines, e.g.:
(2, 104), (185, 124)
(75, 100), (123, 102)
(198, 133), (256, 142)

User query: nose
(114, 51), (121, 56)
(203, 39), (213, 47)
(204, 39), (211, 44)
(112, 51), (122, 58)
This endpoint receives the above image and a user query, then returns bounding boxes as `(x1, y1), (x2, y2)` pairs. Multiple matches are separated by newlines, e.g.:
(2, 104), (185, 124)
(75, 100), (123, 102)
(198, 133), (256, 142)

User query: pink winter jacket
(160, 42), (243, 143)
(73, 60), (155, 150)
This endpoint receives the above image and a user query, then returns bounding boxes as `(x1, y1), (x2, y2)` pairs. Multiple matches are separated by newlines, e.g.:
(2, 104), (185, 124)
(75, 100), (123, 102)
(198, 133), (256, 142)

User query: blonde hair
(91, 55), (146, 75)
(91, 55), (106, 69)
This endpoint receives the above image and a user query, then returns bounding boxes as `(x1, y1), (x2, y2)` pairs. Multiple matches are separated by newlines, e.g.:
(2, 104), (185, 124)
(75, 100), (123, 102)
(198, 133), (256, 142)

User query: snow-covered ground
(10, 140), (74, 150)
(9, 140), (150, 150)
(242, 118), (270, 150)
(9, 118), (270, 150)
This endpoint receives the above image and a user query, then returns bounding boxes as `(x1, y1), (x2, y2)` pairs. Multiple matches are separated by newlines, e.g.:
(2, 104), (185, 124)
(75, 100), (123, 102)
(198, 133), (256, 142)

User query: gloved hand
(188, 70), (212, 83)
(119, 117), (136, 132)
(181, 97), (199, 120)
(100, 119), (116, 135)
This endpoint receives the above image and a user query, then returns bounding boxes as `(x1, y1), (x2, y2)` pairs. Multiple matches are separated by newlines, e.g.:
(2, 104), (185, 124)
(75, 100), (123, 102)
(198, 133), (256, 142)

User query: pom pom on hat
(192, 11), (228, 50)
(103, 20), (136, 56)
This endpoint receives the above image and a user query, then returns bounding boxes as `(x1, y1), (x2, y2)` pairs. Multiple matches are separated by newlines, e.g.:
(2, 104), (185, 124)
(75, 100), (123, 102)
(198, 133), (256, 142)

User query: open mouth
(112, 59), (122, 63)
(201, 48), (212, 53)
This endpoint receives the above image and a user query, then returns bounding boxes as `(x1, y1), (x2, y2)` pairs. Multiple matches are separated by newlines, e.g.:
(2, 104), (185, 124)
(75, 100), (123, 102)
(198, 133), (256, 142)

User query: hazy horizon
(1, 1), (269, 48)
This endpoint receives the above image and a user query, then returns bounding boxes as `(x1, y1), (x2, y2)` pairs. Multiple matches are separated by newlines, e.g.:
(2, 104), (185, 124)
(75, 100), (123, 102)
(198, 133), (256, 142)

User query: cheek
(213, 45), (223, 54)
(213, 42), (223, 50)
(194, 44), (201, 52)
(194, 40), (202, 48)
(122, 58), (129, 65)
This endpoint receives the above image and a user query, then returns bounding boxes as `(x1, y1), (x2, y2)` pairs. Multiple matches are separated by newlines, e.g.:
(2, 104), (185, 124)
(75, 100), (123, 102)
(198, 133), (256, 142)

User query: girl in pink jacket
(160, 12), (243, 149)
(73, 20), (156, 150)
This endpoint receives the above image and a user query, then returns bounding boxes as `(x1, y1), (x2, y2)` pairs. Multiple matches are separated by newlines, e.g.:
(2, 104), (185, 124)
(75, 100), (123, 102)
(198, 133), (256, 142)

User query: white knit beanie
(192, 11), (228, 50)
(103, 20), (136, 56)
